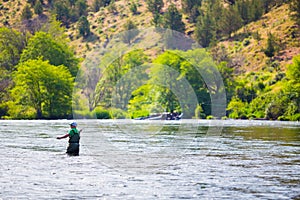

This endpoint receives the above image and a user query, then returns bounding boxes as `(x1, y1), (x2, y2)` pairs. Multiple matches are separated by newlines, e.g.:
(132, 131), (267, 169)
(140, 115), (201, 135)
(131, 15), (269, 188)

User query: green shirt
(68, 128), (80, 143)
(68, 128), (79, 136)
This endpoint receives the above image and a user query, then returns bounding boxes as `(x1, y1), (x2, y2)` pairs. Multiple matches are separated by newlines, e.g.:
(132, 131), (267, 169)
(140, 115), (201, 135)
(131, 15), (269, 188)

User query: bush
(110, 108), (128, 119)
(130, 110), (149, 119)
(206, 115), (215, 119)
(94, 107), (111, 119)
(243, 38), (250, 46)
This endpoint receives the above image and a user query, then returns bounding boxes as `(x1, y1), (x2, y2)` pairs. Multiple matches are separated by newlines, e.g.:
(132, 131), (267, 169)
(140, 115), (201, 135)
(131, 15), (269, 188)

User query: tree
(0, 28), (26, 118)
(146, 0), (163, 14)
(9, 59), (74, 119)
(34, 0), (43, 15)
(0, 27), (26, 71)
(20, 32), (79, 76)
(92, 0), (101, 12)
(235, 0), (252, 25)
(219, 5), (242, 38)
(53, 0), (70, 26)
(130, 1), (138, 15)
(152, 11), (162, 27)
(21, 4), (33, 20)
(181, 0), (202, 22)
(227, 97), (248, 119)
(162, 4), (185, 33)
(195, 13), (216, 47)
(94, 50), (148, 109)
(289, 0), (300, 27)
(75, 0), (88, 19)
(264, 32), (276, 57)
(78, 16), (90, 37)
(121, 20), (139, 44)
(251, 0), (264, 21)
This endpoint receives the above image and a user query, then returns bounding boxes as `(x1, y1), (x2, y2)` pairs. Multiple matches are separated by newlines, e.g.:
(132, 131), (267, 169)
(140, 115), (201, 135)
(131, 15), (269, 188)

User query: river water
(0, 119), (299, 199)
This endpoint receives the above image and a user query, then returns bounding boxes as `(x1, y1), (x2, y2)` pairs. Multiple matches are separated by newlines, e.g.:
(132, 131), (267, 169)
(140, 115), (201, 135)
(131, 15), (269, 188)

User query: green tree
(151, 50), (211, 117)
(0, 28), (26, 118)
(0, 28), (26, 71)
(162, 4), (185, 33)
(20, 31), (79, 76)
(78, 16), (90, 38)
(130, 1), (138, 15)
(152, 11), (162, 27)
(181, 0), (202, 22)
(121, 20), (139, 44)
(9, 59), (73, 119)
(289, 0), (300, 27)
(34, 0), (43, 15)
(219, 5), (242, 38)
(264, 32), (276, 57)
(41, 15), (69, 43)
(235, 0), (252, 25)
(92, 0), (101, 12)
(146, 0), (163, 14)
(195, 13), (216, 47)
(227, 97), (248, 119)
(53, 0), (70, 26)
(21, 4), (33, 20)
(94, 50), (148, 109)
(75, 0), (88, 19)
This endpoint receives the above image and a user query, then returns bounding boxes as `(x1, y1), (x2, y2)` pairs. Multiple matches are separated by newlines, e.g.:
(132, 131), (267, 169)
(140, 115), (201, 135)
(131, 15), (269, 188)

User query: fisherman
(57, 121), (82, 156)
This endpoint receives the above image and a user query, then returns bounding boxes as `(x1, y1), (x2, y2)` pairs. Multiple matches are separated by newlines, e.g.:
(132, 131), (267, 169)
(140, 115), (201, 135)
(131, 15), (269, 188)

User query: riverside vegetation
(0, 0), (299, 120)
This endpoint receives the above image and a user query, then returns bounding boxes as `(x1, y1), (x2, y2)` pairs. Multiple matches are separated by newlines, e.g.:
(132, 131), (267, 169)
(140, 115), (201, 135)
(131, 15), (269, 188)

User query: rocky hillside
(0, 0), (299, 72)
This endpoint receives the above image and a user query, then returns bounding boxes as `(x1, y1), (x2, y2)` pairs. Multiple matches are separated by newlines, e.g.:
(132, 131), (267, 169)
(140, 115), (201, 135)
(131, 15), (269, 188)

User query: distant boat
(135, 112), (183, 120)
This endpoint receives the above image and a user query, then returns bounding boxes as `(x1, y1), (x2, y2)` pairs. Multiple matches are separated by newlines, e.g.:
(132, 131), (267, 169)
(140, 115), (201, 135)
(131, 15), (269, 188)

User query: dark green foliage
(265, 95), (287, 120)
(0, 27), (26, 71)
(78, 16), (90, 37)
(53, 0), (70, 26)
(219, 5), (243, 37)
(146, 0), (163, 14)
(195, 13), (216, 47)
(92, 0), (101, 12)
(181, 0), (201, 22)
(75, 0), (88, 18)
(236, 85), (256, 103)
(289, 0), (300, 27)
(99, 0), (111, 7)
(27, 0), (36, 6)
(264, 32), (276, 57)
(129, 1), (138, 15)
(162, 4), (185, 33)
(34, 0), (43, 15)
(21, 4), (33, 20)
(152, 11), (162, 27)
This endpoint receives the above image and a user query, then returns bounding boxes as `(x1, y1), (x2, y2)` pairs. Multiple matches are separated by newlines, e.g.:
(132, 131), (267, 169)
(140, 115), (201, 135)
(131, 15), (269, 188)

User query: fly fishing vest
(69, 129), (80, 143)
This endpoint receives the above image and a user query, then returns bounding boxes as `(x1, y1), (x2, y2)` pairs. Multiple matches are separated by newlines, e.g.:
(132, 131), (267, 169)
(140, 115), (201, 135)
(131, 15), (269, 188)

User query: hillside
(0, 1), (299, 73)
(0, 0), (300, 120)
(218, 4), (299, 73)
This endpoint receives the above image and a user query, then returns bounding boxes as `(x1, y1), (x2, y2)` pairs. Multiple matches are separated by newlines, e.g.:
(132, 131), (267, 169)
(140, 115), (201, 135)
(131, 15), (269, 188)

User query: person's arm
(56, 133), (69, 139)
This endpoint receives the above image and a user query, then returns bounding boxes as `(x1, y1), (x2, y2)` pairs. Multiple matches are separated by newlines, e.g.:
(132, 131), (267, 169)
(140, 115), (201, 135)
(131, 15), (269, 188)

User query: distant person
(57, 121), (82, 156)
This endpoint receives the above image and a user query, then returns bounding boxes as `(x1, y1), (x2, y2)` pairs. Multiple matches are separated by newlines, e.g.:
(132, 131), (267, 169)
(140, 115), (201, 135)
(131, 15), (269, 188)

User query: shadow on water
(224, 126), (300, 143)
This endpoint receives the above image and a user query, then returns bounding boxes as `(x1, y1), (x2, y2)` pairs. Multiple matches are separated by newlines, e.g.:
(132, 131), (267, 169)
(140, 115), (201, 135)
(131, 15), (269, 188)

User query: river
(0, 120), (299, 199)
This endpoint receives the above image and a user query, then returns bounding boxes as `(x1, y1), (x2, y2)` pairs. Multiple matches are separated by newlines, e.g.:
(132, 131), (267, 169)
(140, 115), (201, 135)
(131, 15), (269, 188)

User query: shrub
(130, 110), (149, 119)
(94, 107), (111, 119)
(243, 38), (250, 46)
(110, 108), (128, 119)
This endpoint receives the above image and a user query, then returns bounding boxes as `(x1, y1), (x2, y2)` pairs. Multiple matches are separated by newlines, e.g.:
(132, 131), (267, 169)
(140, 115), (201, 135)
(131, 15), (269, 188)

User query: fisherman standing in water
(57, 122), (82, 156)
